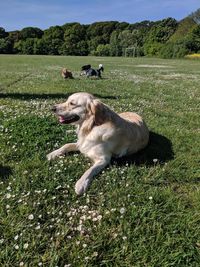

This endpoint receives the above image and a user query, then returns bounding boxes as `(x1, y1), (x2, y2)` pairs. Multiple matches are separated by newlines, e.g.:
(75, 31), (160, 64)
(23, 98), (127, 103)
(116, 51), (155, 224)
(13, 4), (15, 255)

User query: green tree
(144, 18), (177, 56)
(20, 27), (43, 39)
(87, 21), (117, 39)
(0, 38), (12, 53)
(109, 30), (122, 56)
(87, 21), (117, 53)
(64, 23), (86, 43)
(9, 31), (20, 43)
(88, 36), (105, 54)
(0, 27), (8, 38)
(169, 17), (197, 43)
(44, 26), (64, 40)
(115, 22), (129, 31)
(76, 40), (89, 56)
(95, 44), (110, 56)
(61, 23), (88, 55)
(159, 40), (192, 59)
(41, 26), (64, 55)
(118, 30), (140, 56)
(39, 28), (61, 54)
(189, 25), (200, 52)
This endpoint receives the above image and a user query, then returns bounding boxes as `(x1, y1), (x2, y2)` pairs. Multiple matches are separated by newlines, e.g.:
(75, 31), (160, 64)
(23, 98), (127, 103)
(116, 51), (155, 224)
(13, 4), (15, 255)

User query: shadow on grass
(112, 131), (174, 167)
(0, 165), (13, 180)
(0, 92), (118, 100)
(0, 74), (31, 90)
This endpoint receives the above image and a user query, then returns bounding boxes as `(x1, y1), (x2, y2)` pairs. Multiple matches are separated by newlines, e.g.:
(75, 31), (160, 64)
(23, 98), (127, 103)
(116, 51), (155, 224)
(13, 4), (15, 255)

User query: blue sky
(0, 0), (200, 31)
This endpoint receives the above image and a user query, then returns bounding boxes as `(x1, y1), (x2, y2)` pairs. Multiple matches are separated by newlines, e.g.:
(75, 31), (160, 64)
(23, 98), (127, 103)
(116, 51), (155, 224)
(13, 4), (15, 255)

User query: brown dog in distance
(61, 68), (73, 79)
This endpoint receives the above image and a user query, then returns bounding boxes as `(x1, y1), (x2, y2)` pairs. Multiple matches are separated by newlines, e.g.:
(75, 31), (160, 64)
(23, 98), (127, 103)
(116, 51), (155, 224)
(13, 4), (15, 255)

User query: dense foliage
(0, 10), (200, 58)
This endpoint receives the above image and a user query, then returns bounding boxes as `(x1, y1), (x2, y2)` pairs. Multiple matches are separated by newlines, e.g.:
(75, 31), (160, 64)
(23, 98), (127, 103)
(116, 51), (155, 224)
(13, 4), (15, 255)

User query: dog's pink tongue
(59, 116), (65, 123)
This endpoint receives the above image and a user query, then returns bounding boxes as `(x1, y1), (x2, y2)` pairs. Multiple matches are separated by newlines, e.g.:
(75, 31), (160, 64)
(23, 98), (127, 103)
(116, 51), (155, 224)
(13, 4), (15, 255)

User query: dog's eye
(69, 101), (75, 105)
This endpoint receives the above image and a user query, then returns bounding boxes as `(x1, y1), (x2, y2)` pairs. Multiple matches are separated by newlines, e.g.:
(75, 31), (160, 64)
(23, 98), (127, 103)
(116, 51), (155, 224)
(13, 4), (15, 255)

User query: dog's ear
(87, 99), (109, 125)
(82, 99), (111, 134)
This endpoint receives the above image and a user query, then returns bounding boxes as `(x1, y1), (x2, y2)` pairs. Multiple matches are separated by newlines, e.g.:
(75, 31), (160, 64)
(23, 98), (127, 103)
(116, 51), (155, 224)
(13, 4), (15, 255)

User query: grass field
(0, 55), (200, 267)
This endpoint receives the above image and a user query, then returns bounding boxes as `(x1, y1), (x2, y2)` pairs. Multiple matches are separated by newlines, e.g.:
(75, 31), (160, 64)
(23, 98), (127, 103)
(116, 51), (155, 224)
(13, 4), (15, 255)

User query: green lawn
(0, 55), (200, 267)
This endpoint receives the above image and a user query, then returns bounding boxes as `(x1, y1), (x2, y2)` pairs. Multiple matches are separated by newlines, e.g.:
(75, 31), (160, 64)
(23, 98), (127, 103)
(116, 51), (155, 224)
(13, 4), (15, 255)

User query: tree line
(0, 9), (200, 58)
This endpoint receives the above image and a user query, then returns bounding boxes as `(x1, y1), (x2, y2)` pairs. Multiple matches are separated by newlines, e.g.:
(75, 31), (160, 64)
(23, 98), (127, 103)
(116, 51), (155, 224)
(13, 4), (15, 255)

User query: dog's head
(51, 92), (111, 129)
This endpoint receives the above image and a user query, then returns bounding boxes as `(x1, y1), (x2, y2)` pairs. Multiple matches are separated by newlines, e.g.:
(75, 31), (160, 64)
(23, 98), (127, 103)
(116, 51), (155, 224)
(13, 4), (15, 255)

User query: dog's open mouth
(58, 115), (80, 124)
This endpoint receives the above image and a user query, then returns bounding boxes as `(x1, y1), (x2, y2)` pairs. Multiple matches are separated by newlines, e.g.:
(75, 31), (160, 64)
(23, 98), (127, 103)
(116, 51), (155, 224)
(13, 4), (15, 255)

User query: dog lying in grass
(81, 64), (104, 78)
(47, 92), (149, 195)
(61, 68), (73, 79)
(86, 64), (104, 78)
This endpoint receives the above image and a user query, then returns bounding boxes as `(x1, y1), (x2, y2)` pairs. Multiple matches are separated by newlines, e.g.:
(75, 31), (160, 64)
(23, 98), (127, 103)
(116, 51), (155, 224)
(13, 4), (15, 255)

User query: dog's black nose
(51, 105), (57, 113)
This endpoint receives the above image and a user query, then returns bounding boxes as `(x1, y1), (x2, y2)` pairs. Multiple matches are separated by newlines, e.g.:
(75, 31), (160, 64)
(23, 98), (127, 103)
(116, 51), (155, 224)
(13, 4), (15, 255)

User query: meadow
(0, 55), (200, 267)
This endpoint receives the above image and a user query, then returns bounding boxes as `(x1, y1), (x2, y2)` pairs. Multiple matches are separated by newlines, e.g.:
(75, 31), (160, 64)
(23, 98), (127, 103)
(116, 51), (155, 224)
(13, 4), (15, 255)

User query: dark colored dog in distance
(61, 68), (74, 79)
(81, 64), (104, 78)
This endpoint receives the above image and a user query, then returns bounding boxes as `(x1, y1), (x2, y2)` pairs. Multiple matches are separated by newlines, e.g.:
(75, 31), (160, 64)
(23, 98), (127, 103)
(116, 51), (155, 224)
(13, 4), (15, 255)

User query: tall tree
(43, 26), (64, 40)
(144, 18), (178, 55)
(20, 27), (43, 39)
(109, 30), (122, 56)
(42, 26), (64, 55)
(62, 23), (88, 55)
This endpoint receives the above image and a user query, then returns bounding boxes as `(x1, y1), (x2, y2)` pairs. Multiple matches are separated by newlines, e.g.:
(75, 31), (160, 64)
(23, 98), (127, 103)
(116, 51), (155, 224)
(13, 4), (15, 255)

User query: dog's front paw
(75, 178), (90, 196)
(46, 150), (61, 161)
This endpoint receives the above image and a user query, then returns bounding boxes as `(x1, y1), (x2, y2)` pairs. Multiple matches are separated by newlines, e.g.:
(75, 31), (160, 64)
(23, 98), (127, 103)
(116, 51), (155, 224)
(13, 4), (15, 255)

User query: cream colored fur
(47, 92), (149, 195)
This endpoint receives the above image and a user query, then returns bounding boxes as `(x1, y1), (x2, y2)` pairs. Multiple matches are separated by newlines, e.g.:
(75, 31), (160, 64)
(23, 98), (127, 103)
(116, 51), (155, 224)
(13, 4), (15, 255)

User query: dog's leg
(47, 143), (78, 160)
(75, 156), (110, 195)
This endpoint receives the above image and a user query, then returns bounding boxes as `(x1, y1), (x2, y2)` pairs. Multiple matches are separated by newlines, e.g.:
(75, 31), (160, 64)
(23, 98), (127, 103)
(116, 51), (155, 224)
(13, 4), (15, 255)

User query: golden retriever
(47, 92), (149, 195)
